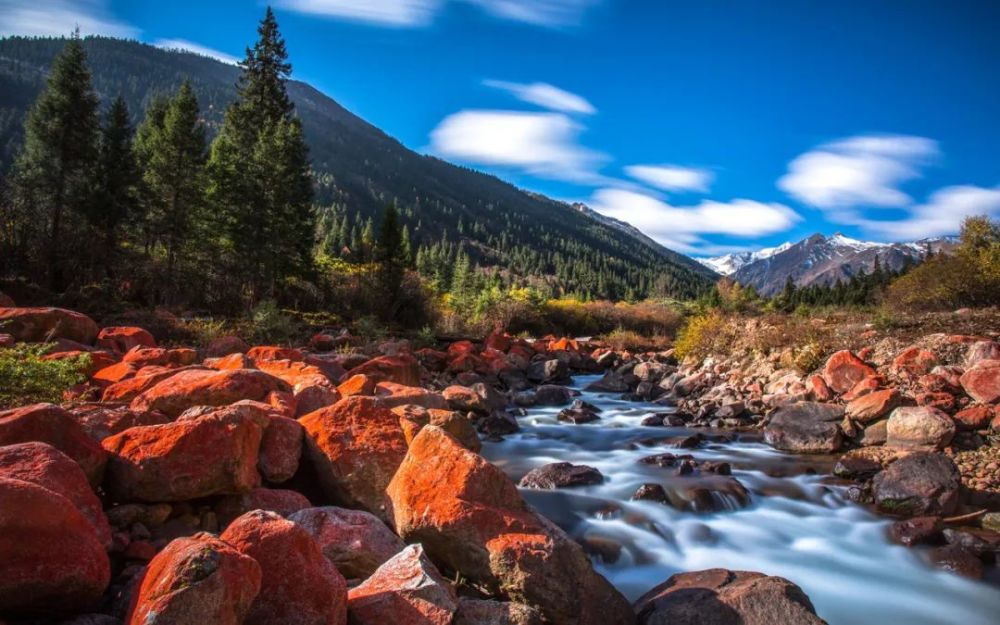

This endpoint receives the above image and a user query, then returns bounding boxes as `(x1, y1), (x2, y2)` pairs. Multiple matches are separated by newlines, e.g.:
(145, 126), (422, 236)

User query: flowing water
(482, 375), (1000, 625)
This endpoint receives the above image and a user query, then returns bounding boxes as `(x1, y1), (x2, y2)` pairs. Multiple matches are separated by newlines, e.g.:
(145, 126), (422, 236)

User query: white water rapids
(481, 375), (1000, 625)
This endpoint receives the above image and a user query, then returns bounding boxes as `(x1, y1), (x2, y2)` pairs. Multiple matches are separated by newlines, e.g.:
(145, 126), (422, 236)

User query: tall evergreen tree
(11, 31), (99, 289)
(374, 203), (407, 320)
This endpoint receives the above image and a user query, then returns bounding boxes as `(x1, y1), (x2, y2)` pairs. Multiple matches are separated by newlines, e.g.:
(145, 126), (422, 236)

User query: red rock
(807, 375), (833, 402)
(822, 350), (877, 394)
(300, 397), (408, 520)
(915, 391), (957, 412)
(841, 375), (883, 401)
(68, 404), (169, 442)
(447, 352), (489, 375)
(126, 533), (262, 625)
(303, 354), (347, 382)
(215, 488), (312, 526)
(267, 390), (298, 418)
(918, 373), (960, 394)
(415, 348), (449, 372)
(953, 405), (995, 430)
(221, 510), (348, 625)
(347, 544), (456, 625)
(97, 327), (156, 353)
(259, 412), (304, 483)
(309, 333), (338, 351)
(387, 426), (633, 625)
(129, 368), (289, 418)
(549, 337), (581, 353)
(101, 366), (203, 403)
(485, 332), (513, 353)
(256, 359), (340, 416)
(102, 410), (264, 502)
(394, 405), (482, 453)
(960, 359), (1000, 403)
(168, 348), (198, 366)
(92, 361), (139, 387)
(375, 382), (448, 410)
(0, 403), (107, 486)
(121, 346), (172, 368)
(206, 335), (250, 357)
(845, 389), (902, 424)
(124, 539), (158, 561)
(289, 506), (406, 580)
(0, 307), (99, 344)
(346, 355), (421, 387)
(248, 345), (305, 363)
(447, 340), (478, 358)
(891, 347), (938, 378)
(966, 341), (1000, 367)
(0, 476), (111, 615)
(338, 373), (377, 397)
(0, 442), (111, 548)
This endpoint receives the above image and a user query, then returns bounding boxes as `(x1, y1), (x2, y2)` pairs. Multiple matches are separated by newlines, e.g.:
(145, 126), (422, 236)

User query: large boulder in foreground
(0, 476), (110, 615)
(822, 350), (876, 394)
(386, 426), (633, 625)
(129, 368), (289, 417)
(872, 451), (962, 516)
(634, 568), (826, 625)
(289, 506), (406, 581)
(0, 307), (99, 344)
(126, 533), (262, 625)
(347, 544), (457, 625)
(0, 403), (107, 486)
(102, 409), (264, 502)
(960, 360), (1000, 404)
(300, 397), (409, 521)
(221, 510), (348, 625)
(763, 402), (844, 453)
(885, 406), (955, 449)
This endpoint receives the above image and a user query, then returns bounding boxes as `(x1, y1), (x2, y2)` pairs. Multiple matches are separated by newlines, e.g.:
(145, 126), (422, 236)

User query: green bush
(249, 300), (302, 344)
(673, 311), (728, 362)
(0, 344), (90, 409)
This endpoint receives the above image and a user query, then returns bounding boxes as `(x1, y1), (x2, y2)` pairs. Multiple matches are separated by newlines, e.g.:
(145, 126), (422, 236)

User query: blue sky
(2, 0), (999, 257)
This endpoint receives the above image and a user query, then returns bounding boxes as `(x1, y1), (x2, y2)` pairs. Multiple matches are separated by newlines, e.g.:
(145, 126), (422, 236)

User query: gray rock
(763, 402), (844, 453)
(873, 452), (961, 516)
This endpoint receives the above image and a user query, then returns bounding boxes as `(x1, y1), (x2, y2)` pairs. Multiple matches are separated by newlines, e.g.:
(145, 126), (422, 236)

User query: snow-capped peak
(826, 233), (886, 251)
(698, 242), (792, 275)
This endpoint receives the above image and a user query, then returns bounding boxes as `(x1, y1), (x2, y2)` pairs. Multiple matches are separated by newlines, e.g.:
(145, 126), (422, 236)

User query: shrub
(249, 300), (302, 344)
(673, 311), (728, 362)
(601, 328), (670, 352)
(0, 344), (90, 409)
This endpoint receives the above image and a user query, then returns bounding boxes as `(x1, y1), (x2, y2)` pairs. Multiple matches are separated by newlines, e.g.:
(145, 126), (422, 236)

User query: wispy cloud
(858, 184), (1000, 241)
(625, 164), (713, 193)
(0, 0), (138, 37)
(778, 133), (939, 223)
(277, 0), (601, 28)
(153, 38), (240, 65)
(429, 109), (608, 182)
(484, 80), (595, 115)
(590, 188), (801, 253)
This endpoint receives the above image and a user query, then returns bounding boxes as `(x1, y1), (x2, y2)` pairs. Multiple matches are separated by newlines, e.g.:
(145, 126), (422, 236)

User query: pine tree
(374, 203), (407, 320)
(11, 31), (100, 289)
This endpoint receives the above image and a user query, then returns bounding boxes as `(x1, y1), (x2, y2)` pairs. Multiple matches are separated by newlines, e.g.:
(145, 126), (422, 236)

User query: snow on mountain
(698, 241), (793, 276)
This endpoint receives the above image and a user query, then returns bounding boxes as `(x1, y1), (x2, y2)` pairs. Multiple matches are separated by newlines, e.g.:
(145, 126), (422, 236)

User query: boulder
(953, 405), (995, 431)
(220, 510), (348, 625)
(338, 374), (377, 397)
(822, 350), (876, 394)
(634, 568), (826, 625)
(300, 397), (408, 520)
(259, 412), (304, 484)
(966, 341), (1000, 367)
(534, 384), (573, 406)
(215, 488), (312, 526)
(584, 371), (632, 393)
(873, 452), (962, 516)
(345, 354), (421, 387)
(888, 516), (943, 547)
(386, 426), (633, 625)
(845, 389), (902, 424)
(455, 598), (544, 625)
(374, 381), (448, 410)
(96, 327), (156, 353)
(0, 442), (111, 548)
(960, 359), (1000, 403)
(891, 347), (938, 378)
(255, 359), (340, 416)
(527, 359), (569, 384)
(443, 383), (506, 414)
(885, 406), (955, 449)
(0, 307), (99, 344)
(347, 544), (457, 625)
(68, 404), (170, 442)
(289, 506), (406, 581)
(518, 462), (604, 489)
(247, 345), (304, 362)
(101, 365), (204, 403)
(0, 476), (110, 615)
(129, 368), (289, 417)
(0, 403), (107, 486)
(394, 405), (482, 453)
(763, 402), (844, 453)
(206, 335), (250, 357)
(102, 409), (264, 502)
(126, 533), (261, 625)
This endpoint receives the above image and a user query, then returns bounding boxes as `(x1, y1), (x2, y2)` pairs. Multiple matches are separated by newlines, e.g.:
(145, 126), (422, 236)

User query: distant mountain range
(699, 233), (956, 296)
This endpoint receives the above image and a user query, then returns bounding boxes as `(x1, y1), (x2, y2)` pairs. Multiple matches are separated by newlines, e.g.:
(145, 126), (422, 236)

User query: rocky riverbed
(0, 303), (999, 624)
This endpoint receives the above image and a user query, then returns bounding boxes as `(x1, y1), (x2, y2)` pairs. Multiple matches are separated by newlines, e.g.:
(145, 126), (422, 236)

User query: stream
(482, 375), (1000, 625)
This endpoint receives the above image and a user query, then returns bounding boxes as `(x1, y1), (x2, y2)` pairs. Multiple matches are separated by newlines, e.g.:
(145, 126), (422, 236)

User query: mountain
(0, 36), (716, 300)
(701, 233), (956, 296)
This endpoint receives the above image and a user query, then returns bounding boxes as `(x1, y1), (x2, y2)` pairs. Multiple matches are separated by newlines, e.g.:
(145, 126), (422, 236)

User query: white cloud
(429, 109), (607, 182)
(278, 0), (600, 27)
(153, 39), (240, 65)
(778, 134), (939, 217)
(590, 188), (801, 253)
(484, 80), (595, 115)
(0, 0), (138, 37)
(858, 185), (1000, 241)
(625, 164), (713, 193)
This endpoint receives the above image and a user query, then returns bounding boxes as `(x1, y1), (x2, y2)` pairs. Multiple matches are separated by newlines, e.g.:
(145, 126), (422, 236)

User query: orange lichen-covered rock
(845, 389), (902, 424)
(549, 337), (580, 353)
(206, 352), (255, 370)
(100, 366), (200, 403)
(206, 335), (251, 357)
(0, 306), (99, 344)
(0, 476), (111, 615)
(386, 426), (633, 625)
(347, 544), (457, 625)
(96, 326), (156, 353)
(102, 410), (264, 502)
(345, 354), (422, 387)
(891, 347), (938, 378)
(256, 359), (340, 416)
(259, 411), (304, 483)
(961, 359), (1000, 404)
(247, 345), (304, 363)
(126, 533), (262, 625)
(375, 382), (448, 410)
(394, 405), (481, 453)
(221, 510), (348, 625)
(92, 361), (139, 387)
(0, 403), (107, 487)
(129, 368), (290, 418)
(822, 350), (877, 394)
(338, 373), (377, 397)
(300, 397), (409, 521)
(0, 442), (111, 548)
